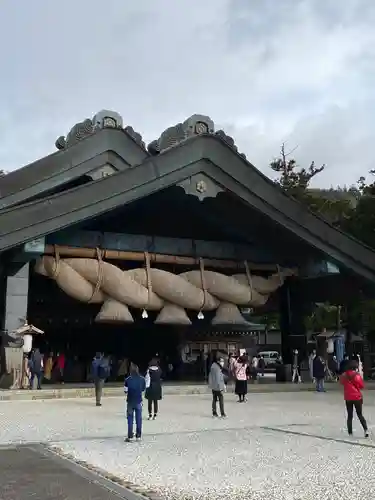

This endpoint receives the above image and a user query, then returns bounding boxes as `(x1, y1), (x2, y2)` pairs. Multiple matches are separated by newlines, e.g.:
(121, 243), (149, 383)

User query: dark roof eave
(0, 128), (149, 211)
(0, 134), (374, 284)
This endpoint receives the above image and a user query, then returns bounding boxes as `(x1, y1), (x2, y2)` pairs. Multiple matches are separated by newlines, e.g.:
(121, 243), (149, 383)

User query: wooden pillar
(3, 262), (30, 335)
(279, 280), (307, 364)
(279, 282), (292, 364)
(345, 300), (357, 357)
(358, 291), (371, 379)
(0, 262), (29, 387)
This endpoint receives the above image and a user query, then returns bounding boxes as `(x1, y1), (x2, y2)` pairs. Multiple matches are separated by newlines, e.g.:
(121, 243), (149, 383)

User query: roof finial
(55, 110), (124, 150)
(149, 114), (215, 154)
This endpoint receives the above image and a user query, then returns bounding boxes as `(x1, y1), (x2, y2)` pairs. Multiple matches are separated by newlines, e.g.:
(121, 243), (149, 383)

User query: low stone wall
(2, 381), (373, 401)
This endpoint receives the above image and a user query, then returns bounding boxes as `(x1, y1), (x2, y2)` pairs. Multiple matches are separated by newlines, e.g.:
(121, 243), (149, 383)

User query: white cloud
(0, 0), (374, 186)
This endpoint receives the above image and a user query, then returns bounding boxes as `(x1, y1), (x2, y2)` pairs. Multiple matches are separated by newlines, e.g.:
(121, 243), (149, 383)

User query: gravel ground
(2, 392), (375, 499)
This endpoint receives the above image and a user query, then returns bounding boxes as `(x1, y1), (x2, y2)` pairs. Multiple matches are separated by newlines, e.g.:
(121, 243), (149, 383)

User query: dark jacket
(92, 357), (110, 380)
(30, 350), (43, 374)
(258, 358), (266, 370)
(339, 359), (349, 374)
(124, 374), (146, 405)
(313, 356), (326, 379)
(145, 365), (163, 400)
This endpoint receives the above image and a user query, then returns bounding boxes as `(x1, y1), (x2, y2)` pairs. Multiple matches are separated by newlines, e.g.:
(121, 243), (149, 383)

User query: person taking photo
(340, 359), (369, 438)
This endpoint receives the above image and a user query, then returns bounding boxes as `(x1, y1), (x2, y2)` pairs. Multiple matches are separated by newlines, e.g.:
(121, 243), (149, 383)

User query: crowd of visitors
(205, 349), (369, 439)
(23, 349), (66, 390)
(23, 345), (369, 442)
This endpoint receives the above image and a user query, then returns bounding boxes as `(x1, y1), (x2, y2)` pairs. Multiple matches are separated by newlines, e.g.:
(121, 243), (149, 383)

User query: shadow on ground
(0, 446), (139, 500)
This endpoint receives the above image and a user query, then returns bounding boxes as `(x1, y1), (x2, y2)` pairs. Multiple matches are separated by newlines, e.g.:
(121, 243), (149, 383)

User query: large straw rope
(35, 256), (294, 325)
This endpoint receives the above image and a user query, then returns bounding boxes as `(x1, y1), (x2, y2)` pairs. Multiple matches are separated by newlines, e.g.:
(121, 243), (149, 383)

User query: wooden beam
(43, 244), (280, 271)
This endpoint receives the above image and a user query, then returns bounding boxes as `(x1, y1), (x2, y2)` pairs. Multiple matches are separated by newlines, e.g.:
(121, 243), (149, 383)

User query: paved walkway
(2, 391), (375, 498)
(0, 446), (135, 500)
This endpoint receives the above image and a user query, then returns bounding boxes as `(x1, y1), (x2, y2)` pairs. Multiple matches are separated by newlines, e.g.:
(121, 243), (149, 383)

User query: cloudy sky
(1, 0), (375, 187)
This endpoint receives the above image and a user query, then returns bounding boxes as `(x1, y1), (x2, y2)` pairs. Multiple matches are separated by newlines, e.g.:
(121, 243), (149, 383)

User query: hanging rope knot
(36, 253), (293, 325)
(244, 260), (253, 302)
(52, 245), (61, 279)
(144, 251), (152, 310)
(88, 247), (104, 304)
(199, 257), (207, 315)
(276, 264), (282, 286)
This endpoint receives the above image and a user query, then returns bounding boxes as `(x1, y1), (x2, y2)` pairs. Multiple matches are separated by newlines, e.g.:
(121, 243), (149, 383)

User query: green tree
(304, 303), (340, 332)
(270, 143), (325, 201)
(270, 144), (355, 225)
(343, 172), (375, 249)
(271, 148), (375, 352)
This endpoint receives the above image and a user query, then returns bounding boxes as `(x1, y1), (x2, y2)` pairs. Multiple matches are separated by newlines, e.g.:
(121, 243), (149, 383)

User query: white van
(257, 351), (280, 367)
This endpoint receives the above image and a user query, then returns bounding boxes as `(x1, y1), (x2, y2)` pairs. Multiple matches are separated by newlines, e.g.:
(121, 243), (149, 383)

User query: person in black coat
(313, 355), (326, 392)
(29, 348), (44, 390)
(145, 358), (163, 420)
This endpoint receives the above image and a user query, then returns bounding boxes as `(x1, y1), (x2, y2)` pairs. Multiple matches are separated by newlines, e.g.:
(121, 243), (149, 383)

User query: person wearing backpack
(340, 359), (369, 438)
(92, 352), (110, 407)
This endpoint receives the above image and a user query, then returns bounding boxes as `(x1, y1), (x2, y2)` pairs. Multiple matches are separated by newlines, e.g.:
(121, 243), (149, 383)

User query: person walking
(43, 352), (54, 383)
(340, 360), (369, 438)
(234, 355), (248, 402)
(29, 348), (44, 390)
(145, 358), (163, 420)
(357, 354), (364, 379)
(313, 354), (326, 392)
(292, 349), (302, 383)
(117, 357), (129, 381)
(56, 352), (66, 384)
(258, 355), (265, 377)
(228, 352), (235, 374)
(124, 363), (146, 442)
(250, 355), (259, 382)
(308, 349), (316, 383)
(22, 353), (31, 389)
(328, 355), (339, 381)
(92, 352), (110, 407)
(227, 352), (236, 389)
(208, 356), (226, 417)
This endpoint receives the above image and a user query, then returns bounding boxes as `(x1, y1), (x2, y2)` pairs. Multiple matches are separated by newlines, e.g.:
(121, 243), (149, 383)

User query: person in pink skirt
(233, 355), (249, 402)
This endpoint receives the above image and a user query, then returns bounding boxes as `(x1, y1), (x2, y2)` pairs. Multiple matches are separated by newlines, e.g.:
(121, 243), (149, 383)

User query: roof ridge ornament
(215, 130), (247, 159)
(55, 110), (145, 150)
(123, 125), (145, 149)
(148, 114), (215, 154)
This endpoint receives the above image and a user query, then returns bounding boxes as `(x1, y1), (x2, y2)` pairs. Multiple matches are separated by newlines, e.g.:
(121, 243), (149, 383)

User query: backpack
(98, 363), (110, 379)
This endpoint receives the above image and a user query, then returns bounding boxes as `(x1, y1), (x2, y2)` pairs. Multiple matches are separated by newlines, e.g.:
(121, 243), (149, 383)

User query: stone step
(1, 381), (374, 401)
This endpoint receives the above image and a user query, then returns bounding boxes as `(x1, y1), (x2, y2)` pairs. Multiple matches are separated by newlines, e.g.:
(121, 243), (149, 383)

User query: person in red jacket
(340, 360), (369, 438)
(56, 352), (66, 384)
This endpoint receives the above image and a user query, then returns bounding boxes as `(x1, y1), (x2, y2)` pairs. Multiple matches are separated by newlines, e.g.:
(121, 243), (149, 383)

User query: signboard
(24, 237), (45, 254)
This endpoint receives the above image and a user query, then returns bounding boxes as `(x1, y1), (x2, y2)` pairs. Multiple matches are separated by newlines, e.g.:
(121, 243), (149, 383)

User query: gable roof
(0, 132), (375, 284)
(0, 127), (148, 210)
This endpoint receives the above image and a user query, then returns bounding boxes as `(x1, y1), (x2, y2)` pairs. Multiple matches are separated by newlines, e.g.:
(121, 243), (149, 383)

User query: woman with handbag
(233, 355), (248, 402)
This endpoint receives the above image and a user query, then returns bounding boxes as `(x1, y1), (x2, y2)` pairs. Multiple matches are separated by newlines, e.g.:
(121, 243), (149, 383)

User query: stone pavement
(0, 446), (137, 500)
(2, 391), (375, 499)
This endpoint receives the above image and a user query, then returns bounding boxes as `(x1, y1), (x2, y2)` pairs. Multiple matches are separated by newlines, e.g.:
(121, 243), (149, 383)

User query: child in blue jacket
(124, 363), (146, 442)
